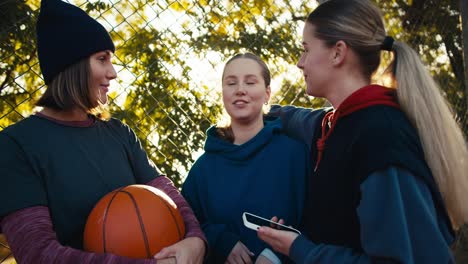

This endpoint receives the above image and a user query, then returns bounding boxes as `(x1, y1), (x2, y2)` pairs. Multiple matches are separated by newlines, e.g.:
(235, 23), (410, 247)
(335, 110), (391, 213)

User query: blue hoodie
(182, 117), (310, 263)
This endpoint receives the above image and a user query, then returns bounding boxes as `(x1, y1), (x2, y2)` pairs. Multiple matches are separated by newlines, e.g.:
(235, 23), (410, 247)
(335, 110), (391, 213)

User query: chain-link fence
(1, 0), (467, 263)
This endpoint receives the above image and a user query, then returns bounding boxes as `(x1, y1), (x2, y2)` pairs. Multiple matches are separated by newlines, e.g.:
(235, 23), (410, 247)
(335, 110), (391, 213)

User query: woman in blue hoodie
(182, 53), (310, 264)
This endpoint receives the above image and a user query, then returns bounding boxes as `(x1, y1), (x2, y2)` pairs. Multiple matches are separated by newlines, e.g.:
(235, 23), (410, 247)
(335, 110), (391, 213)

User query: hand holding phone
(242, 212), (301, 234)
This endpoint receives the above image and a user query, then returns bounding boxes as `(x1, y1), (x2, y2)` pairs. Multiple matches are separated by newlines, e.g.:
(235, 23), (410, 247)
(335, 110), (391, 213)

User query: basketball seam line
(141, 188), (184, 241)
(121, 190), (153, 258)
(102, 188), (124, 254)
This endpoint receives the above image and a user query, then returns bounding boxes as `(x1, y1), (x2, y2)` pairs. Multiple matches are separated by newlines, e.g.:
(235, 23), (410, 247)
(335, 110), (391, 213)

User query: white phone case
(242, 212), (301, 234)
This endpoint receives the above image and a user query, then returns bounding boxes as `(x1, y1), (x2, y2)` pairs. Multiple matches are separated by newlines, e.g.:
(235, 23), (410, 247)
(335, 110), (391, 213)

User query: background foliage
(1, 0), (467, 262)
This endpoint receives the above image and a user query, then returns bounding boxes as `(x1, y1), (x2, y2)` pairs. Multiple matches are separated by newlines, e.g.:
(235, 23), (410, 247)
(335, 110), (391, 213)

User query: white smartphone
(242, 212), (301, 234)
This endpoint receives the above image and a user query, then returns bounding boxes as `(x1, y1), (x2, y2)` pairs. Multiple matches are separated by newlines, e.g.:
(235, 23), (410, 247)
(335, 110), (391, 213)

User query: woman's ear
(331, 40), (348, 66)
(265, 85), (271, 103)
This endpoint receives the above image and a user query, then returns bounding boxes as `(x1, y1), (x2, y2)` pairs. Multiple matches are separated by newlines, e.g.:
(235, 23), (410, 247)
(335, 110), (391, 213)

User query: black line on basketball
(102, 188), (124, 253)
(121, 190), (152, 258)
(142, 188), (184, 240)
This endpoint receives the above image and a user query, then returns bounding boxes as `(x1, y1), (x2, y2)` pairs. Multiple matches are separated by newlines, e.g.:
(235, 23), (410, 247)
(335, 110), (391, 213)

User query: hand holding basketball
(154, 236), (206, 264)
(83, 185), (185, 259)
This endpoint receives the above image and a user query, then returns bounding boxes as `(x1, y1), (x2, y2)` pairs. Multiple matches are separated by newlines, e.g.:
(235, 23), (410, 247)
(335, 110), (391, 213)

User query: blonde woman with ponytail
(257, 0), (467, 263)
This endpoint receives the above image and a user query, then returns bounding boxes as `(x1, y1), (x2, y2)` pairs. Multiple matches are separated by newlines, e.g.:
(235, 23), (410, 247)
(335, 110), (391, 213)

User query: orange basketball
(83, 184), (185, 259)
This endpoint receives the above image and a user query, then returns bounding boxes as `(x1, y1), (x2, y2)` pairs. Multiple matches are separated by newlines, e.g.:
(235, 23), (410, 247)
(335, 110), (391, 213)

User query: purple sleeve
(146, 176), (207, 243)
(1, 206), (157, 264)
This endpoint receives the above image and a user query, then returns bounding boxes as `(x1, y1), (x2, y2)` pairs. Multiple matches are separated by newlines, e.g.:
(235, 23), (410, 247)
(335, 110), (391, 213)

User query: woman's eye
(97, 54), (110, 62)
(246, 79), (257, 85)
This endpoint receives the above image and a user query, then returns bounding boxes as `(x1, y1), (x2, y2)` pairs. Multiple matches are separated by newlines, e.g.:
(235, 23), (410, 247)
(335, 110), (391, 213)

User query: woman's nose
(107, 64), (117, 80)
(297, 55), (305, 69)
(235, 85), (246, 95)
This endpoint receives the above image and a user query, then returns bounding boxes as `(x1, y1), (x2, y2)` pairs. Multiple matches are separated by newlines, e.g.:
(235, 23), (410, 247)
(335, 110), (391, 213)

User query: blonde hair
(391, 42), (468, 229)
(36, 57), (110, 120)
(308, 0), (468, 229)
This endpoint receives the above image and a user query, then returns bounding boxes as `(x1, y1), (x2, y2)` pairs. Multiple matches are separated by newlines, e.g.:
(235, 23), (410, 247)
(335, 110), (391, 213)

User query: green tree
(0, 0), (41, 129)
(378, 0), (467, 134)
(0, 0), (466, 184)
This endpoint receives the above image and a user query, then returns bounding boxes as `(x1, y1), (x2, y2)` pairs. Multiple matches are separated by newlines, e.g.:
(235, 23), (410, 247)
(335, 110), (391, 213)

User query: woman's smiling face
(88, 50), (117, 106)
(222, 58), (271, 125)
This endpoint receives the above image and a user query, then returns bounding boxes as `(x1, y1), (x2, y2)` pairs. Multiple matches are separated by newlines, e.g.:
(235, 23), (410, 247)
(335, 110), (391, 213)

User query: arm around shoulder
(268, 105), (327, 147)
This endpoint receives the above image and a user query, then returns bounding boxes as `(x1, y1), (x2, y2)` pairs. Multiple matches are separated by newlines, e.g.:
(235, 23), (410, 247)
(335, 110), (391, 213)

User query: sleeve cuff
(259, 248), (282, 264)
(289, 234), (316, 263)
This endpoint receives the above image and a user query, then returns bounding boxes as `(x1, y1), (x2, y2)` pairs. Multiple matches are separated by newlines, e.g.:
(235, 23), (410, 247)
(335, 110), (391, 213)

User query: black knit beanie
(37, 0), (115, 84)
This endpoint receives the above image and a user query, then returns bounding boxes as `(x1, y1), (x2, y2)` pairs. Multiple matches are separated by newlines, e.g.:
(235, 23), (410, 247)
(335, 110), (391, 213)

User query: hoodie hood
(204, 117), (283, 161)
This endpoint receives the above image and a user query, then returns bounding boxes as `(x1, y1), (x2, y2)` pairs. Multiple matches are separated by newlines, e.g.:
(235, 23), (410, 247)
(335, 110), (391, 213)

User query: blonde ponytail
(391, 41), (468, 229)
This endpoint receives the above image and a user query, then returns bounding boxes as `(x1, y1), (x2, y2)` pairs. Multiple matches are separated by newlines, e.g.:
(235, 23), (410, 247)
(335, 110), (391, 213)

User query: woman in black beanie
(0, 0), (206, 263)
